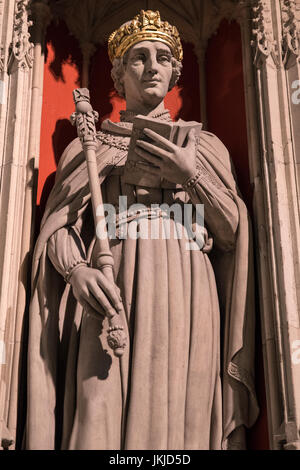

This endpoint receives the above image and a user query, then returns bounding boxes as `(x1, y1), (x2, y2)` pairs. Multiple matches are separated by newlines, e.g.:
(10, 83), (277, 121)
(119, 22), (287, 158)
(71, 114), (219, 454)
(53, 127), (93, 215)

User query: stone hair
(111, 54), (182, 98)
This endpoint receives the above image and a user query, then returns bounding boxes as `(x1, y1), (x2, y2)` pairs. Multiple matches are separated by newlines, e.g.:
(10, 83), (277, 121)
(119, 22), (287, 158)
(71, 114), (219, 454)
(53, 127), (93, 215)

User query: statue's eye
(132, 54), (146, 63)
(158, 54), (171, 63)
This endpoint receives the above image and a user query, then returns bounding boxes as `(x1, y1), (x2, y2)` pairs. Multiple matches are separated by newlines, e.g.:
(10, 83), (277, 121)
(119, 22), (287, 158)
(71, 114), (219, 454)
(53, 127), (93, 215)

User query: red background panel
(206, 19), (252, 208)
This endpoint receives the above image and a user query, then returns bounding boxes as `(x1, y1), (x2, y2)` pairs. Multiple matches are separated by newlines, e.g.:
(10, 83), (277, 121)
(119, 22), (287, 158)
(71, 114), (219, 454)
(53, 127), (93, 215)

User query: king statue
(25, 10), (259, 450)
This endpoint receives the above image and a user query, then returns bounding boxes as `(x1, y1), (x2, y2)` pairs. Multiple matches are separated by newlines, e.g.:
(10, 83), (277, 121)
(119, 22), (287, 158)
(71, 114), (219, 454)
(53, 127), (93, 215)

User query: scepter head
(70, 88), (99, 144)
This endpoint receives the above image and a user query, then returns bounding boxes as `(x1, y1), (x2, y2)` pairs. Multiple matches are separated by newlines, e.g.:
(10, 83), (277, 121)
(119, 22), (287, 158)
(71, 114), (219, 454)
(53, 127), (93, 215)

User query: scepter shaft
(85, 146), (113, 269)
(70, 88), (126, 357)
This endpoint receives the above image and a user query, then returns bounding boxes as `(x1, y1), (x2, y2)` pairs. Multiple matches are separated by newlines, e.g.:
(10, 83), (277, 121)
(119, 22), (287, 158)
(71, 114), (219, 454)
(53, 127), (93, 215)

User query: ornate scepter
(70, 88), (126, 357)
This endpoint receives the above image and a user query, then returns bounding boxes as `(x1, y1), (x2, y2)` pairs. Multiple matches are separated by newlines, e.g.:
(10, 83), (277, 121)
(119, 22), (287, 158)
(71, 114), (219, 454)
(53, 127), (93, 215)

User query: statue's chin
(141, 88), (166, 106)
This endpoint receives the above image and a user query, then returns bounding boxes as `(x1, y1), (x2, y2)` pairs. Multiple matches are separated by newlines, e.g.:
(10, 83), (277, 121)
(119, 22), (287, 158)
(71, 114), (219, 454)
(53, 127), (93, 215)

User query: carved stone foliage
(9, 0), (34, 71)
(281, 0), (300, 64)
(252, 0), (279, 67)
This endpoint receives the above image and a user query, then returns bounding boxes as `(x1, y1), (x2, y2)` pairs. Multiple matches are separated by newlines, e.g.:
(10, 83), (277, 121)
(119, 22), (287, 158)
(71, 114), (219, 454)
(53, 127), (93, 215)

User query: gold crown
(108, 10), (183, 63)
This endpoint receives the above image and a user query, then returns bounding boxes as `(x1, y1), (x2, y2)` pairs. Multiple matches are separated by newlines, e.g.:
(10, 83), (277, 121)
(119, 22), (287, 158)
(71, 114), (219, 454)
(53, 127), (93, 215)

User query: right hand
(69, 265), (124, 318)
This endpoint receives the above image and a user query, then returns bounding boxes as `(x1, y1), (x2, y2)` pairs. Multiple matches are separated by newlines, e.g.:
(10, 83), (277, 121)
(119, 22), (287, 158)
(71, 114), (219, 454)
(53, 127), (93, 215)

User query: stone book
(123, 115), (202, 188)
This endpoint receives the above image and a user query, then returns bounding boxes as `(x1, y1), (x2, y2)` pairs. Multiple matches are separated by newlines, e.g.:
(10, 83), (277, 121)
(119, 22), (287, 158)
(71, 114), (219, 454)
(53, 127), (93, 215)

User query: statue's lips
(142, 79), (161, 87)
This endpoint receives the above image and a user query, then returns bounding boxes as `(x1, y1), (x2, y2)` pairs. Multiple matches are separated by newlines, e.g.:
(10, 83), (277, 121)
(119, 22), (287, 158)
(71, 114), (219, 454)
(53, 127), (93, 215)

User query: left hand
(135, 127), (197, 185)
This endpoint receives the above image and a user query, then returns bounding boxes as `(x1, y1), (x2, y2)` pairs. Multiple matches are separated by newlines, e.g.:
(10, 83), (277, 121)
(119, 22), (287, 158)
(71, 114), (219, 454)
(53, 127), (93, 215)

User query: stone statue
(26, 10), (259, 450)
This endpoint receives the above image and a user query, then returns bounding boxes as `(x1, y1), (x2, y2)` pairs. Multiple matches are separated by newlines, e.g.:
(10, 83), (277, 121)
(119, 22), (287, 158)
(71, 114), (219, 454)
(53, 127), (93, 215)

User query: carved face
(121, 41), (173, 109)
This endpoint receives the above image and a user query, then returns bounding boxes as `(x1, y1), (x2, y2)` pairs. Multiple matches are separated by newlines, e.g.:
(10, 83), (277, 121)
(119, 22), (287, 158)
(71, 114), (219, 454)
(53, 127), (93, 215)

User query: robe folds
(26, 118), (259, 450)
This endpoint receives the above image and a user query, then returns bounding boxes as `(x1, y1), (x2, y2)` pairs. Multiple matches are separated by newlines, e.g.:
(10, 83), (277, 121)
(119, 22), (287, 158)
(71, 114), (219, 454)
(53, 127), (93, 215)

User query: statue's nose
(145, 55), (158, 74)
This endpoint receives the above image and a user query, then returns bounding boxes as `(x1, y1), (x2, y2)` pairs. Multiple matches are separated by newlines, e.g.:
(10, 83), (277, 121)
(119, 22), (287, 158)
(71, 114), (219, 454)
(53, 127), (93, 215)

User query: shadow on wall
(89, 42), (116, 124)
(39, 118), (76, 212)
(35, 118), (77, 238)
(44, 19), (82, 85)
(173, 42), (201, 123)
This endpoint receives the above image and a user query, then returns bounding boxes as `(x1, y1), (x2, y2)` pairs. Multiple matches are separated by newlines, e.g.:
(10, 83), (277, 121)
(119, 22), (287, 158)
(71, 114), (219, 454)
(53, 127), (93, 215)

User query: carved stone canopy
(47, 0), (250, 64)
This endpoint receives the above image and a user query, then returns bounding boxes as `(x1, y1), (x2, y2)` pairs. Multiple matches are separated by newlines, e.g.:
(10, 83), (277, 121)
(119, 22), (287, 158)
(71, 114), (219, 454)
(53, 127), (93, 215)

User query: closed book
(123, 115), (202, 188)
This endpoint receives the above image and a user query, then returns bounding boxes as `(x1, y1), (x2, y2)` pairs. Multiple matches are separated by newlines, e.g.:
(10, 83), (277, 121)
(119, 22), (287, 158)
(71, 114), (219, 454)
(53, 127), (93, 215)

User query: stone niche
(0, 0), (300, 450)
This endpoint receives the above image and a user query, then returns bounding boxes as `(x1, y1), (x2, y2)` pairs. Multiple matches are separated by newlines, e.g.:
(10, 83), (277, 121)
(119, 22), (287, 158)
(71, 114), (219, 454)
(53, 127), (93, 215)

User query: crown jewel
(108, 10), (183, 63)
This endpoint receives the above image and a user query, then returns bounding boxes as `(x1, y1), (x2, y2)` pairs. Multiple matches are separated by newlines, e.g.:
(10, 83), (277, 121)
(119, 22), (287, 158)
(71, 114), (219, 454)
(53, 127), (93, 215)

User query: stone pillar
(251, 0), (300, 450)
(0, 0), (50, 449)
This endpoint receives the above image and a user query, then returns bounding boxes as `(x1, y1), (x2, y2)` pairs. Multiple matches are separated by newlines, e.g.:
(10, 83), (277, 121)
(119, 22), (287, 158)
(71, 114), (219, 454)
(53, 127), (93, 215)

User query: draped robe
(26, 118), (259, 450)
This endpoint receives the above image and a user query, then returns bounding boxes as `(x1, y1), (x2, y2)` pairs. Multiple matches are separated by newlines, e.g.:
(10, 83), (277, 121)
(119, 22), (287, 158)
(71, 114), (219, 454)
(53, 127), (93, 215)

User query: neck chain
(120, 109), (172, 123)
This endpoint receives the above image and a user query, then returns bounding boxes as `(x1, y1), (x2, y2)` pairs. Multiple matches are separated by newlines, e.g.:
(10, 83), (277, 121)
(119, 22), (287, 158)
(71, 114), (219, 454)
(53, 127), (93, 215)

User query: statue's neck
(120, 101), (172, 123)
(125, 100), (165, 116)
